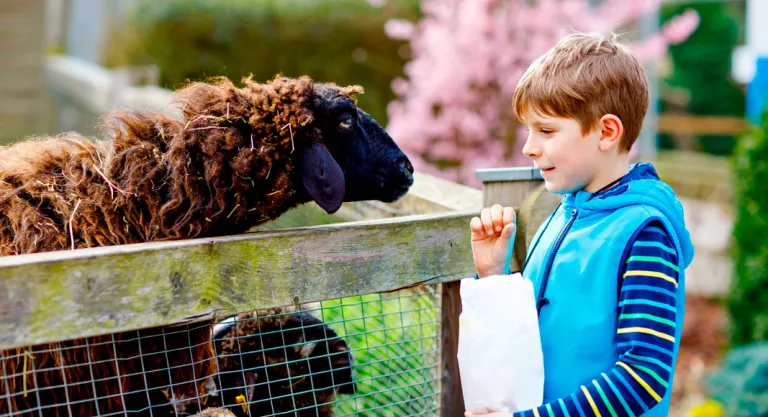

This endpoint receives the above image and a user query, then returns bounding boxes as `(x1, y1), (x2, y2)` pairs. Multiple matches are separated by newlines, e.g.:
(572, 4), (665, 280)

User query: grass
(317, 287), (441, 416)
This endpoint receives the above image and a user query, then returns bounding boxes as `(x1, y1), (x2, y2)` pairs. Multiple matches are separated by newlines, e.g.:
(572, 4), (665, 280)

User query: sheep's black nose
(400, 158), (414, 175)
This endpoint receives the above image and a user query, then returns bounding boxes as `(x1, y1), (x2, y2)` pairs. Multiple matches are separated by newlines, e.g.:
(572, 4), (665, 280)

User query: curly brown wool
(0, 75), (364, 416)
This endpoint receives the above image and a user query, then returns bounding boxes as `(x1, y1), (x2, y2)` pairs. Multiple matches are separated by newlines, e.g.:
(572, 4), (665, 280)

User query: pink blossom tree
(371, 0), (700, 187)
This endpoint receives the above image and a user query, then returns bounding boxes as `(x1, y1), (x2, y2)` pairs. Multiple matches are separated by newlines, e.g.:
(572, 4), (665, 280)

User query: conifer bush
(729, 110), (768, 347)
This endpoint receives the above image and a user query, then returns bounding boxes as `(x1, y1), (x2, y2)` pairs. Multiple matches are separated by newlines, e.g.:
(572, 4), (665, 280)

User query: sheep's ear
(298, 141), (345, 214)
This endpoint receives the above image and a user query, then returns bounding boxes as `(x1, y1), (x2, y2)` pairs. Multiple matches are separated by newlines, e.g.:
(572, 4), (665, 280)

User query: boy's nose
(522, 137), (541, 159)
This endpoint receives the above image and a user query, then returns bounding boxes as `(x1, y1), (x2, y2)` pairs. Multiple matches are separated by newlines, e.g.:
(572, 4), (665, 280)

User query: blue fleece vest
(521, 181), (688, 417)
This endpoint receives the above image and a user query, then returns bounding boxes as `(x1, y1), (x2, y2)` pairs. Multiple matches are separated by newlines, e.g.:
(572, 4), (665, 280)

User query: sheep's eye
(338, 118), (353, 130)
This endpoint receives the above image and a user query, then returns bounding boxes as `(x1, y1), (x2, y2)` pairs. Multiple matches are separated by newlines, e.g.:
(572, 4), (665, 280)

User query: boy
(467, 32), (694, 417)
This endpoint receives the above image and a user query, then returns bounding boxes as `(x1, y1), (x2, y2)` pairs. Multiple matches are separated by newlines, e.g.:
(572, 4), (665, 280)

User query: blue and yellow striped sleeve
(512, 220), (680, 417)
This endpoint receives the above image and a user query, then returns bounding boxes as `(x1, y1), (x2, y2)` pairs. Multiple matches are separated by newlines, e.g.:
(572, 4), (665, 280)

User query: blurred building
(1, 0), (47, 144)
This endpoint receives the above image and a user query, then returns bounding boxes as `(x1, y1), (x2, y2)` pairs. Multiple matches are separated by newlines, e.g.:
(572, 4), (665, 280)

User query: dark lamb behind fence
(0, 74), (414, 416)
(209, 308), (355, 417)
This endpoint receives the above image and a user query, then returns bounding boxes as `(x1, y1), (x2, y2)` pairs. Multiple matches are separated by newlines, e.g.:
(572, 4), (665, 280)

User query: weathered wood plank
(393, 172), (483, 214)
(0, 113), (41, 126)
(0, 97), (45, 117)
(0, 0), (44, 146)
(439, 281), (465, 417)
(249, 203), (346, 231)
(0, 211), (477, 350)
(657, 113), (748, 136)
(0, 18), (45, 34)
(0, 115), (44, 143)
(336, 172), (483, 222)
(3, 0), (46, 14)
(477, 167), (543, 210)
(0, 51), (44, 67)
(0, 73), (44, 89)
(0, 30), (44, 49)
(0, 15), (46, 27)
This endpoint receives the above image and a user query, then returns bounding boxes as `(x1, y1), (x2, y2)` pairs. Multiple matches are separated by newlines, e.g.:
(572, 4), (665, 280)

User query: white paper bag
(457, 273), (544, 414)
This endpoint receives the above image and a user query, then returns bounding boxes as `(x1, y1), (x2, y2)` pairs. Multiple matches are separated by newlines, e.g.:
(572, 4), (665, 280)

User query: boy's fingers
(491, 204), (503, 232)
(480, 209), (494, 236)
(470, 217), (485, 237)
(502, 206), (514, 227)
(501, 223), (515, 238)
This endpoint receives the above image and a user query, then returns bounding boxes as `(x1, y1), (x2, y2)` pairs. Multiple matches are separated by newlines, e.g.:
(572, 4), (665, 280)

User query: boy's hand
(465, 411), (513, 417)
(470, 204), (515, 278)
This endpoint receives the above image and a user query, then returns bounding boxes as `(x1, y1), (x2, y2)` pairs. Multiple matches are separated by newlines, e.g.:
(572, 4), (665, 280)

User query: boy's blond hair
(513, 32), (649, 152)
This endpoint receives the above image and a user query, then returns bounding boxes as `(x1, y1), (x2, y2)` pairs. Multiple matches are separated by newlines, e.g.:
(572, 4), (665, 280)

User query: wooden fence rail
(0, 211), (477, 350)
(657, 113), (748, 136)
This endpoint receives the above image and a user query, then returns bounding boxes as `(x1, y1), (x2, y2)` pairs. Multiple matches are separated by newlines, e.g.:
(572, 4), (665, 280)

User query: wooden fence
(1, 171), (558, 413)
(657, 114), (748, 137)
(0, 156), (557, 415)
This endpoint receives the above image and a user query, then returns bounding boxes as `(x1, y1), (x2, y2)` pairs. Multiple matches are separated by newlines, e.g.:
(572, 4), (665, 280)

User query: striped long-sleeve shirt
(513, 220), (680, 417)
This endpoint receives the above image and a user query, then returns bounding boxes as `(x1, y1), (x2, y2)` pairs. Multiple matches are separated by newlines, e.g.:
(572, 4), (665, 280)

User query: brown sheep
(0, 74), (414, 416)
(208, 308), (355, 417)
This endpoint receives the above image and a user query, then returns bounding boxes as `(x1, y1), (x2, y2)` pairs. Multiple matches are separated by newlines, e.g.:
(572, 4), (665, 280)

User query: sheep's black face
(298, 86), (414, 213)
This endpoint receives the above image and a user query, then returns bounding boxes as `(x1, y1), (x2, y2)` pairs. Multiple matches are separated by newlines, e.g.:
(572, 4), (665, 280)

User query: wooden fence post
(475, 167), (562, 275)
(440, 279), (464, 417)
(441, 167), (559, 417)
(477, 167), (543, 208)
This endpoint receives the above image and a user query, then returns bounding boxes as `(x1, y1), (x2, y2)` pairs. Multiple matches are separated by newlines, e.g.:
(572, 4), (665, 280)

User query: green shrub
(102, 0), (420, 124)
(658, 1), (745, 156)
(729, 110), (768, 347)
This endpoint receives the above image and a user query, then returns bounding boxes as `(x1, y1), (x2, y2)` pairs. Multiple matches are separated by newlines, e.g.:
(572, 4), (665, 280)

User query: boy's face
(520, 110), (603, 194)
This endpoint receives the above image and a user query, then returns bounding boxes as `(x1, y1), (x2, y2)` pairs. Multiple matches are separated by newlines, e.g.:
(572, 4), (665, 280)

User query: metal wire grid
(317, 285), (440, 416)
(0, 285), (441, 417)
(1, 321), (217, 416)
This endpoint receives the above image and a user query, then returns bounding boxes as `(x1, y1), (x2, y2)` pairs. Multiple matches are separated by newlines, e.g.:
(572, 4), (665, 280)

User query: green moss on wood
(0, 212), (475, 350)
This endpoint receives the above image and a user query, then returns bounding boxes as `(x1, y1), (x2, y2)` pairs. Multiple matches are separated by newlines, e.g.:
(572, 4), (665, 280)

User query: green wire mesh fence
(0, 285), (441, 417)
(320, 286), (440, 416)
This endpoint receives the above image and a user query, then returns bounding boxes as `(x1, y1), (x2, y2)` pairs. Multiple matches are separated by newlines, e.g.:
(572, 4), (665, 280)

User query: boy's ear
(597, 114), (623, 152)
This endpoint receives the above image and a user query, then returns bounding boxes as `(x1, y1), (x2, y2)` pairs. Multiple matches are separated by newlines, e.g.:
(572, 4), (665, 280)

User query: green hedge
(102, 0), (420, 124)
(698, 110), (768, 417)
(729, 110), (768, 347)
(658, 1), (745, 156)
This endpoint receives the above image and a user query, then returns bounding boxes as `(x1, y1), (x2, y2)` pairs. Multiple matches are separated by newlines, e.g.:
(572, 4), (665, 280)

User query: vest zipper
(536, 208), (578, 315)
